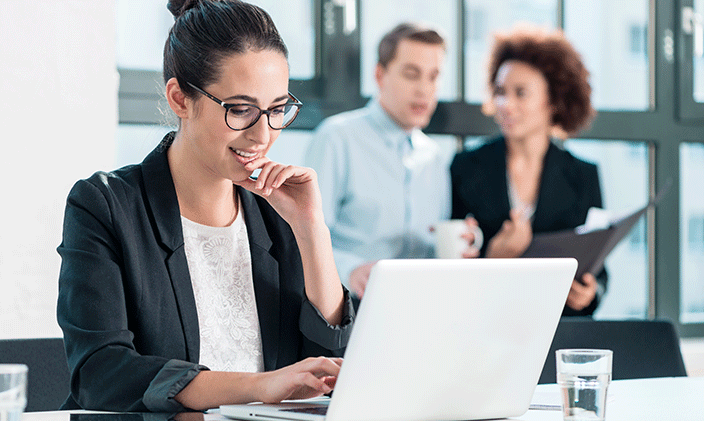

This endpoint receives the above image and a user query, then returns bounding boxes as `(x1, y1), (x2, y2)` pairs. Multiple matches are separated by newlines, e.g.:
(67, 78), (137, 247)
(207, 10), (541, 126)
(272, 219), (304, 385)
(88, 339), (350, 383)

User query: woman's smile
(230, 146), (261, 165)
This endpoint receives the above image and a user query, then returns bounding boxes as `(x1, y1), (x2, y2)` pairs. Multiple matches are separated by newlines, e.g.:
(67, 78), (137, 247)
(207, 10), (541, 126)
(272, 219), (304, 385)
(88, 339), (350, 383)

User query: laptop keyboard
(281, 406), (329, 415)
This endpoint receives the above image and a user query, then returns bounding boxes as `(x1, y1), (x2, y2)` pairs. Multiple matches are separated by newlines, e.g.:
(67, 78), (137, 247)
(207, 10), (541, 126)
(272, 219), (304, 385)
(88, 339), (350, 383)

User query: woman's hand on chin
(234, 157), (324, 228)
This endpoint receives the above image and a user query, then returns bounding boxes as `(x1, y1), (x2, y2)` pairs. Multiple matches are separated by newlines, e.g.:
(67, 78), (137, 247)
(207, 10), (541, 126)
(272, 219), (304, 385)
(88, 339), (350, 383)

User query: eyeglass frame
(186, 81), (303, 131)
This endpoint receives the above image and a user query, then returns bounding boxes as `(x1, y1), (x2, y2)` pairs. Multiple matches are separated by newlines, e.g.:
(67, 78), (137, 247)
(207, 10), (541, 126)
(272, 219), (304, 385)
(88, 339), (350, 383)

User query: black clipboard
(521, 181), (671, 279)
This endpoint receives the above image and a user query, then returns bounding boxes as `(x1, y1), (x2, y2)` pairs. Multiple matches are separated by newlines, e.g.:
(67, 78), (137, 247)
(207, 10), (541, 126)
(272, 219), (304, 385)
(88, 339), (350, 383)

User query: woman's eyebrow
(222, 94), (290, 104)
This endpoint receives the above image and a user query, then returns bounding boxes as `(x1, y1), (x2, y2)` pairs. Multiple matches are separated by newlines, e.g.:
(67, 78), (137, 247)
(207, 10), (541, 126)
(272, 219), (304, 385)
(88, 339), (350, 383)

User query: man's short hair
(377, 23), (446, 67)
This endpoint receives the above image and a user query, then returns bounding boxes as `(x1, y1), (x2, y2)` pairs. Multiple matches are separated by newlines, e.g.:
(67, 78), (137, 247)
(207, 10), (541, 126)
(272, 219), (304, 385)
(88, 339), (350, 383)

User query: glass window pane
(116, 0), (315, 79)
(694, 0), (704, 102)
(680, 143), (704, 323)
(361, 0), (459, 100)
(464, 0), (557, 103)
(564, 0), (650, 110)
(563, 140), (649, 319)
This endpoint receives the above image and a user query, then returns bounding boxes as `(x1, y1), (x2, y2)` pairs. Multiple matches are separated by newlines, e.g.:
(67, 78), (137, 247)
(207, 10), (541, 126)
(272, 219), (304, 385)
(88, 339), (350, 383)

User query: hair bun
(167, 0), (203, 18)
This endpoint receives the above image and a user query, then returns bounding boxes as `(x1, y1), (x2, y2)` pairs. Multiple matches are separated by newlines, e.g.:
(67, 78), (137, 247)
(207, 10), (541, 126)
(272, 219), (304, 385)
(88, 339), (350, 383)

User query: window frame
(679, 0), (704, 122)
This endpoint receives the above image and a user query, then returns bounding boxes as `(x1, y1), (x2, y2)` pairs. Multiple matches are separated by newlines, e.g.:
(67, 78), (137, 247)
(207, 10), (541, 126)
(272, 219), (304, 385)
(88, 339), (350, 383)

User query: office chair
(0, 338), (71, 411)
(539, 318), (687, 384)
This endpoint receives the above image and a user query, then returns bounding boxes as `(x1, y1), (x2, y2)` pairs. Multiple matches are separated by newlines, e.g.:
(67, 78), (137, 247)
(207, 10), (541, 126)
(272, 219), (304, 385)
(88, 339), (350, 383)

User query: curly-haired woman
(450, 25), (606, 316)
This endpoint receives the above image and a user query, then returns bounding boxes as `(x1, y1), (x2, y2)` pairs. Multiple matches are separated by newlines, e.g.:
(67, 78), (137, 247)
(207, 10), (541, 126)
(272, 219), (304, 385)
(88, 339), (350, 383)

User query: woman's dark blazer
(450, 137), (607, 316)
(56, 133), (354, 412)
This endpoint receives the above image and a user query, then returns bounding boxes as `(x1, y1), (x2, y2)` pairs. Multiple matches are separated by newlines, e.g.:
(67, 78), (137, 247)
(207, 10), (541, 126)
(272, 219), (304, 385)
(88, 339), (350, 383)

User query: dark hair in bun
(164, 0), (287, 99)
(167, 0), (201, 18)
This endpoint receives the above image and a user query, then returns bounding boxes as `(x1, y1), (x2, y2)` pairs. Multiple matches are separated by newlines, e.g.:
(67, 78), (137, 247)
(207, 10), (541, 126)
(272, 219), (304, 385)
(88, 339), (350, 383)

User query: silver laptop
(220, 258), (577, 421)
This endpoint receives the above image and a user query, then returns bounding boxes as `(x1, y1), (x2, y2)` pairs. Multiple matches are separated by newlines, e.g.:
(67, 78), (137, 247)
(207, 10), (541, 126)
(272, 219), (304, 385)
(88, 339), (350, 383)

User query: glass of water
(0, 364), (27, 421)
(556, 349), (612, 421)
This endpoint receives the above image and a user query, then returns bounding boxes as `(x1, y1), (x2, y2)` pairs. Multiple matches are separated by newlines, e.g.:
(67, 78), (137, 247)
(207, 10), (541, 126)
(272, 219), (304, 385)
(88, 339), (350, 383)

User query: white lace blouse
(181, 203), (265, 373)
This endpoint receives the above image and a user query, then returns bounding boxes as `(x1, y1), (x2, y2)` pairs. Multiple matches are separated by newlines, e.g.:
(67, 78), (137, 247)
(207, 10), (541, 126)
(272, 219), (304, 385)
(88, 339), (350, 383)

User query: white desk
(21, 377), (704, 421)
(515, 376), (704, 420)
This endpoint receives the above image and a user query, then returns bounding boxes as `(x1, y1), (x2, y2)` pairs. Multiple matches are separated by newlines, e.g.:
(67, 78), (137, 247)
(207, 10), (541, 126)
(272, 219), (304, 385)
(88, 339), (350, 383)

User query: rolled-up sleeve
(299, 288), (355, 352)
(143, 360), (209, 412)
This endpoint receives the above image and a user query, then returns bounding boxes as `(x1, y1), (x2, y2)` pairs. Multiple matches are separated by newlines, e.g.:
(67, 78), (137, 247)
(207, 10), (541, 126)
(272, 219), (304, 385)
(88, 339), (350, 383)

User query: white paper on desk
(529, 385), (562, 411)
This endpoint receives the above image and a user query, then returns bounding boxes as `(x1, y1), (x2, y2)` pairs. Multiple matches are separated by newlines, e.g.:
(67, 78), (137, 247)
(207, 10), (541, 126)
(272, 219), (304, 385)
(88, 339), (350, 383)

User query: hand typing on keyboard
(256, 357), (343, 403)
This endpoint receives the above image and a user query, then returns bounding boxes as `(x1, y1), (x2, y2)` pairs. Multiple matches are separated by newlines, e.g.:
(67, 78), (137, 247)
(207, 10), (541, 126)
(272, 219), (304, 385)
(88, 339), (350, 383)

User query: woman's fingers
(243, 156), (270, 174)
(322, 376), (337, 388)
(267, 357), (344, 402)
(460, 231), (475, 242)
(580, 273), (598, 287)
(234, 176), (258, 193)
(302, 356), (343, 377)
(241, 158), (314, 197)
(566, 275), (597, 310)
(270, 165), (298, 190)
(240, 162), (285, 196)
(292, 372), (331, 396)
(461, 248), (480, 258)
(252, 161), (279, 195)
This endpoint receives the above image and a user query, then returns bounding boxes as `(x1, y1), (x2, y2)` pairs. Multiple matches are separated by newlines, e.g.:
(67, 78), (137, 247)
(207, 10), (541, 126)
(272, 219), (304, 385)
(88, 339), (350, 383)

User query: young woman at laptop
(450, 25), (607, 316)
(56, 0), (353, 412)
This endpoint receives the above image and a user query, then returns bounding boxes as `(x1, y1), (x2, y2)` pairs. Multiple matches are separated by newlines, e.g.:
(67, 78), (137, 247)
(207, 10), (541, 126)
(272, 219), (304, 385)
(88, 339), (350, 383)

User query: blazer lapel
(238, 188), (281, 371)
(532, 142), (579, 232)
(141, 135), (201, 363)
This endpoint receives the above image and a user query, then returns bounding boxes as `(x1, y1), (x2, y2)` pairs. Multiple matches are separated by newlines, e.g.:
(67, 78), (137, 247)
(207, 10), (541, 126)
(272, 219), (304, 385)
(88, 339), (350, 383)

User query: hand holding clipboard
(521, 180), (672, 278)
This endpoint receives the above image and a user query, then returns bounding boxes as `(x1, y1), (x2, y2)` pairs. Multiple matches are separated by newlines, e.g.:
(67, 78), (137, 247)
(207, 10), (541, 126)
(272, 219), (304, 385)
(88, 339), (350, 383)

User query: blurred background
(1, 0), (703, 372)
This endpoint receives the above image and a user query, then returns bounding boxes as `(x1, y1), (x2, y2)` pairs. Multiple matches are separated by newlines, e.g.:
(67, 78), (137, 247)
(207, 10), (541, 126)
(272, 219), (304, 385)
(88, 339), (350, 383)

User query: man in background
(305, 23), (453, 301)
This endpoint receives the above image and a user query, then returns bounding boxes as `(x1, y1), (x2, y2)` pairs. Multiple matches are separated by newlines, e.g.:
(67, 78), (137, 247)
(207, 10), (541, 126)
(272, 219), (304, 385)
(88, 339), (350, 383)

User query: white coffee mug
(435, 219), (484, 259)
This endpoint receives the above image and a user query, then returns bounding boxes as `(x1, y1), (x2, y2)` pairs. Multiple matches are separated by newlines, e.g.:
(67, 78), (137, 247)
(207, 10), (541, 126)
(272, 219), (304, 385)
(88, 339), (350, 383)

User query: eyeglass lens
(226, 104), (299, 130)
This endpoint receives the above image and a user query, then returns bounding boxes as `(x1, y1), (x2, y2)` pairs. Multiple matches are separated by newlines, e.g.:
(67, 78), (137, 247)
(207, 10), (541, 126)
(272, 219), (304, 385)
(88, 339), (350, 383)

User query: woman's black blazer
(450, 137), (607, 316)
(57, 134), (353, 412)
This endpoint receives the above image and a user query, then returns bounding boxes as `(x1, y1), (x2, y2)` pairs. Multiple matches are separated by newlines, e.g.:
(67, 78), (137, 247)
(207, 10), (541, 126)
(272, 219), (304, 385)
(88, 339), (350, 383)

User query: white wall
(0, 1), (117, 338)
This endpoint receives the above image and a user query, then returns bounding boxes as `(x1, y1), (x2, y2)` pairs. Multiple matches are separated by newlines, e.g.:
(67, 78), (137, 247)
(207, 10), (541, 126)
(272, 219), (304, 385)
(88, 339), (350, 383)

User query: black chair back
(0, 338), (71, 411)
(539, 318), (687, 384)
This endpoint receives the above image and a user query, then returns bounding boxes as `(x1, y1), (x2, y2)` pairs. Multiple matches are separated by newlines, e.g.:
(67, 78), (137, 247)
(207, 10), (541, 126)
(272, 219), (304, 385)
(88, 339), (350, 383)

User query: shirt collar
(366, 99), (419, 149)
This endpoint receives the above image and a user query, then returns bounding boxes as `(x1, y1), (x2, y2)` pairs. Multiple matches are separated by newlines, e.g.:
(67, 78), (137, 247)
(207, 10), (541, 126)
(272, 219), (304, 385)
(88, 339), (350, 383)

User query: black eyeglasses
(186, 82), (303, 130)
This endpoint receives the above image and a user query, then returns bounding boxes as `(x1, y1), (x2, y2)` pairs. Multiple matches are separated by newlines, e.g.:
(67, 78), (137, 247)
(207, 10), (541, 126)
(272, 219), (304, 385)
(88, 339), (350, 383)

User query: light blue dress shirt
(305, 100), (452, 289)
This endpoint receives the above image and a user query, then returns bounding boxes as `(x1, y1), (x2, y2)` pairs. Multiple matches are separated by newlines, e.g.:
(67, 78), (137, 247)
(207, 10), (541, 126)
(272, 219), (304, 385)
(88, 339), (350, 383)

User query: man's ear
(374, 63), (386, 90)
(165, 77), (190, 119)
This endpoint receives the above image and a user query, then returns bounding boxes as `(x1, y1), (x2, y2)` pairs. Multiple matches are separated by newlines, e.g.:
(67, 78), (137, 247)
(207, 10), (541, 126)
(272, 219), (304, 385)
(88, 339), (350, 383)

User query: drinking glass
(0, 364), (27, 421)
(556, 349), (612, 421)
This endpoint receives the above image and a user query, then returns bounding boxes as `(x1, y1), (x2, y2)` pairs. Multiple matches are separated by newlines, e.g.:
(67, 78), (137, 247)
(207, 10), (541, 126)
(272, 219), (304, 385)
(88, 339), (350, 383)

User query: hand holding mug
(435, 217), (484, 259)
